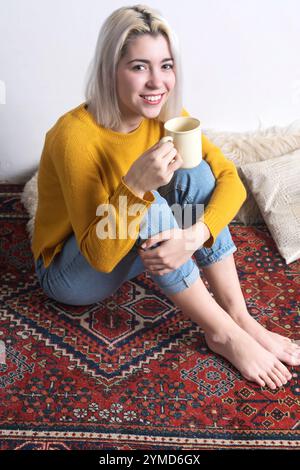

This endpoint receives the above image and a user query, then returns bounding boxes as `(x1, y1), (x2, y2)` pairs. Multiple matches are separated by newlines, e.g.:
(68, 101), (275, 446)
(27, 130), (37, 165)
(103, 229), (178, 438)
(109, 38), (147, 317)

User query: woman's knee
(172, 160), (216, 204)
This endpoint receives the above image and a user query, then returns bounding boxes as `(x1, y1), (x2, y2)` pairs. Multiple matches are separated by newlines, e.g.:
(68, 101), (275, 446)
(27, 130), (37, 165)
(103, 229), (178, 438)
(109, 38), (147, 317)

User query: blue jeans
(34, 160), (236, 306)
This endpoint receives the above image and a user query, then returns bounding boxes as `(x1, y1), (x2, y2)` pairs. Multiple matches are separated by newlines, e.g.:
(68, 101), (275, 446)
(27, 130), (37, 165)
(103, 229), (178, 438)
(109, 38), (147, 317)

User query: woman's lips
(140, 93), (165, 105)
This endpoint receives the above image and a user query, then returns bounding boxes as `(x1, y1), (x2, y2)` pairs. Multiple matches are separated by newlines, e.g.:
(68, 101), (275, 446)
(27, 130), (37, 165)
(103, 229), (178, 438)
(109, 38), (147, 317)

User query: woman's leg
(35, 232), (292, 388)
(35, 163), (293, 387)
(35, 235), (145, 306)
(167, 277), (292, 389)
(166, 160), (300, 367)
(158, 160), (292, 387)
(201, 253), (300, 366)
(34, 190), (199, 306)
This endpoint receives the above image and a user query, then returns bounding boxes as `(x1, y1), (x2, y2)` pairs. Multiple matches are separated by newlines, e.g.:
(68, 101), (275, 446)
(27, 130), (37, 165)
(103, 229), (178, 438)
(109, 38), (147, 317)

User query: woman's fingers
(139, 253), (160, 264)
(138, 248), (162, 262)
(143, 260), (167, 270)
(148, 263), (166, 270)
(149, 268), (171, 276)
(138, 251), (168, 271)
(165, 147), (178, 166)
(156, 140), (174, 159)
(167, 151), (183, 172)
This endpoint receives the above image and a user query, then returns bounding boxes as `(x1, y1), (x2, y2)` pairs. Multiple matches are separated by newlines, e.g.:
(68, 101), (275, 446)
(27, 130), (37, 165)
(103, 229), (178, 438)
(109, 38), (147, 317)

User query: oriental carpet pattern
(0, 184), (299, 450)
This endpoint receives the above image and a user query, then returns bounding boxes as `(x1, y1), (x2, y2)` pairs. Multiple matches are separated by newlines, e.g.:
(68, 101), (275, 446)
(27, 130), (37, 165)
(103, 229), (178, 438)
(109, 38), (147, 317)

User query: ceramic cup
(160, 116), (202, 169)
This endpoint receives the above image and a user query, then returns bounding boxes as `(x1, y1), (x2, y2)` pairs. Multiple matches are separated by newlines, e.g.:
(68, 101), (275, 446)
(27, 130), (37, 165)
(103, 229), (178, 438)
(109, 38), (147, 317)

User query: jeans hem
(156, 262), (200, 296)
(195, 244), (237, 268)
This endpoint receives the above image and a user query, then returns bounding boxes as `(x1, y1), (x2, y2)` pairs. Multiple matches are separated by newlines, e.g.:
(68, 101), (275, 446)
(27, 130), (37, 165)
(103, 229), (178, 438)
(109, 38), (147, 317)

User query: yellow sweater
(32, 103), (246, 272)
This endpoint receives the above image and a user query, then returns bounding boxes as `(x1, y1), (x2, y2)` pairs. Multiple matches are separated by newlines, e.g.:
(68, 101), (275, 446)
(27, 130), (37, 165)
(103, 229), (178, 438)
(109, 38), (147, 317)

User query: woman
(32, 4), (300, 388)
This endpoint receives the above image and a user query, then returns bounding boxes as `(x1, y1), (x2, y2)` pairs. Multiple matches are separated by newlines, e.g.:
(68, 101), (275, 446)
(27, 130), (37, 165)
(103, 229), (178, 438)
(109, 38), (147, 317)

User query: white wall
(1, 0), (300, 183)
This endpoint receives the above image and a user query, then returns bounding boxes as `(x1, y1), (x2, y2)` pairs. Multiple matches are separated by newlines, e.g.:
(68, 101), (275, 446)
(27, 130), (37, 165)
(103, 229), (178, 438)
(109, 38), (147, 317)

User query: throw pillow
(240, 149), (300, 264)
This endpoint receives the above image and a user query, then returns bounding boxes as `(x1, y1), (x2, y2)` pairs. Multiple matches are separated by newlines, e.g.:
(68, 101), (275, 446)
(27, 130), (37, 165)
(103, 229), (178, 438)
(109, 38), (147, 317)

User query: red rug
(0, 184), (299, 450)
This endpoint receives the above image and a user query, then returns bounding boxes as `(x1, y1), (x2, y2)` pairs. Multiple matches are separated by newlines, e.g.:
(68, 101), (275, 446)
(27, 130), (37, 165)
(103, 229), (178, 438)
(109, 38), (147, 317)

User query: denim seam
(48, 250), (83, 286)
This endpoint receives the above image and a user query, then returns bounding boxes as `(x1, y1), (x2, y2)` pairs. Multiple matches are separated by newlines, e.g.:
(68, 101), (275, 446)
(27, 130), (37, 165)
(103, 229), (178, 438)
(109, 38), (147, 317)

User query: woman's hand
(123, 141), (183, 196)
(137, 226), (204, 275)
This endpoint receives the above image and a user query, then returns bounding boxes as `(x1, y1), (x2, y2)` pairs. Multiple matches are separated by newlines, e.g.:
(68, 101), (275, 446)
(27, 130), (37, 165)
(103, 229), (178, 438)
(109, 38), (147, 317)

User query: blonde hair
(84, 4), (183, 130)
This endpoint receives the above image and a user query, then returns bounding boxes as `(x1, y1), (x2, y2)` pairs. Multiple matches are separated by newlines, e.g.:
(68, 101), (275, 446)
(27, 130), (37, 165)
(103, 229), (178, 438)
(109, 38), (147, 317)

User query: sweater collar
(75, 103), (147, 143)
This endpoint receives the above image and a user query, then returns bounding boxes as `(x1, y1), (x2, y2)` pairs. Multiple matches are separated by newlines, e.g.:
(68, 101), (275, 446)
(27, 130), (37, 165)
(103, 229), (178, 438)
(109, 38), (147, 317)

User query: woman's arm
(51, 132), (155, 273)
(201, 133), (247, 247)
(181, 108), (247, 247)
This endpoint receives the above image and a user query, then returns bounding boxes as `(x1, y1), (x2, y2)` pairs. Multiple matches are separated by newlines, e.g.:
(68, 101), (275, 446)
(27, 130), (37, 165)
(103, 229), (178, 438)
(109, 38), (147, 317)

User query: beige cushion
(240, 149), (300, 264)
(205, 120), (300, 224)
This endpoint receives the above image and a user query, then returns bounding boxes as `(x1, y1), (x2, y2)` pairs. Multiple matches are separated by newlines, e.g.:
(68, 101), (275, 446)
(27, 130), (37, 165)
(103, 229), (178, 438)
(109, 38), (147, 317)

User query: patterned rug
(0, 184), (299, 450)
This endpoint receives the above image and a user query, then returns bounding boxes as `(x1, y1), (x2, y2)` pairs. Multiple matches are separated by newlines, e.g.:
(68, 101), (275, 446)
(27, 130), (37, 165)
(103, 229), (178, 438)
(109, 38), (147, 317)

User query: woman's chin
(141, 106), (163, 117)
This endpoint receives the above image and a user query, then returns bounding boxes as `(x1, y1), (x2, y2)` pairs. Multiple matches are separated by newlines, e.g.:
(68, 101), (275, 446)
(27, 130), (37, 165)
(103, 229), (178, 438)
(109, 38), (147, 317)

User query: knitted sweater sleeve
(52, 133), (155, 273)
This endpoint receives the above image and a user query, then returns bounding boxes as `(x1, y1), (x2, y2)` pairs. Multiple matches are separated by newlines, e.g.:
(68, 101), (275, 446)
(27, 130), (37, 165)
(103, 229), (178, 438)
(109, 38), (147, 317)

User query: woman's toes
(261, 373), (277, 390)
(271, 367), (287, 385)
(285, 350), (300, 366)
(277, 363), (291, 379)
(293, 346), (300, 357)
(275, 361), (292, 379)
(257, 376), (266, 388)
(277, 335), (292, 344)
(289, 343), (300, 353)
(284, 336), (294, 344)
(269, 371), (284, 388)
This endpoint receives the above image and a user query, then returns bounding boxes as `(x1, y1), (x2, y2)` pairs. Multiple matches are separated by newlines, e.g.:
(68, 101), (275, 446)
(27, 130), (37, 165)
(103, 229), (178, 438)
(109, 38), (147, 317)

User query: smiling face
(115, 33), (176, 133)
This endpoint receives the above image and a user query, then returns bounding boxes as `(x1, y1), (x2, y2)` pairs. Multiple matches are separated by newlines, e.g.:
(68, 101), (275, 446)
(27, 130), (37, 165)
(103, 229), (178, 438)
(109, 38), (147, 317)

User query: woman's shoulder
(48, 102), (87, 128)
(45, 103), (93, 145)
(41, 104), (99, 167)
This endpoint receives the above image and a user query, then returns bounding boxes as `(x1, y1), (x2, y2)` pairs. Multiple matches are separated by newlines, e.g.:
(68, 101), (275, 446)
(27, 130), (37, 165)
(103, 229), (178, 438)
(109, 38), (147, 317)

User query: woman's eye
(133, 65), (146, 71)
(132, 64), (173, 71)
(163, 64), (174, 70)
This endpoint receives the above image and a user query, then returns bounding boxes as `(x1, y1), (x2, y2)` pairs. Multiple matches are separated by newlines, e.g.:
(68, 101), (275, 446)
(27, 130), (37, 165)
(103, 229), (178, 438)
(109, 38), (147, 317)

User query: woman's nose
(146, 70), (164, 87)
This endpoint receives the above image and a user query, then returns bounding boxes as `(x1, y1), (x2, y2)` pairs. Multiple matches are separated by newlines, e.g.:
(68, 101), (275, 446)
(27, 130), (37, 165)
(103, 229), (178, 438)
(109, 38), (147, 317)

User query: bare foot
(234, 314), (300, 367)
(205, 320), (292, 389)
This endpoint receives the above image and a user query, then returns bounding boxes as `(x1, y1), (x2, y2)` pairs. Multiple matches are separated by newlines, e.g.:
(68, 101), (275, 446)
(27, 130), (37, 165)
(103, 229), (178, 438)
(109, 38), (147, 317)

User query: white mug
(161, 116), (202, 169)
